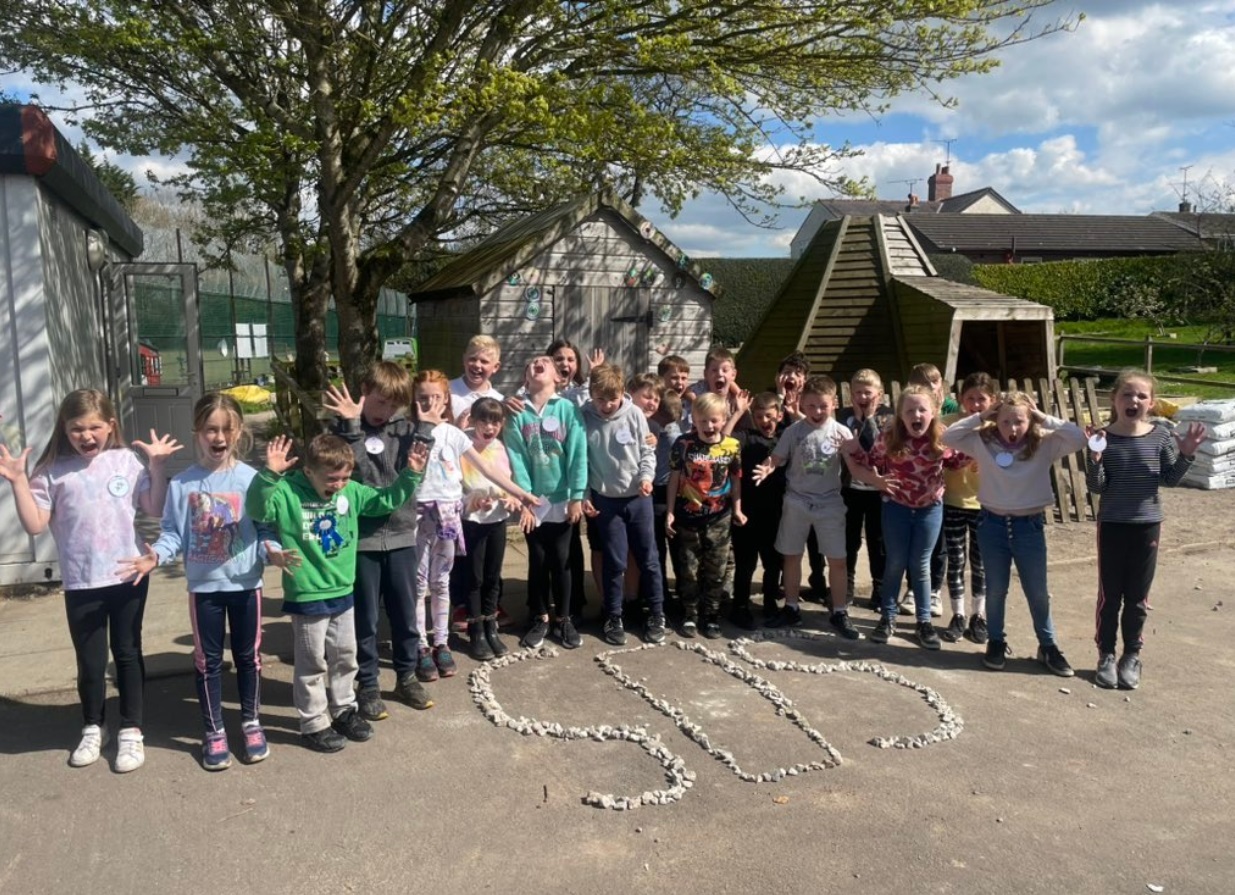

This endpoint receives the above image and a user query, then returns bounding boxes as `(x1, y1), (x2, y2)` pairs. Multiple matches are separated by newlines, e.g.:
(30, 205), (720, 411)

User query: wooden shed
(737, 215), (1054, 390)
(408, 192), (720, 394)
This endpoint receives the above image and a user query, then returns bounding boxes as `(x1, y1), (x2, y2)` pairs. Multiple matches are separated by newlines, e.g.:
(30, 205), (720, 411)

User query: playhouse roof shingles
(907, 214), (1205, 255)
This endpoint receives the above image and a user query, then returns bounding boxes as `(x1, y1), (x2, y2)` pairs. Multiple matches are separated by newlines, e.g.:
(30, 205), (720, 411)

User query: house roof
(905, 214), (1205, 254)
(0, 104), (143, 257)
(811, 187), (1020, 220)
(408, 190), (719, 301)
(1152, 211), (1235, 242)
(938, 187), (1020, 214)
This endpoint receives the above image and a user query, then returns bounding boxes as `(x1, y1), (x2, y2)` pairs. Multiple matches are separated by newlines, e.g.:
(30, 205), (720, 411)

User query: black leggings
(64, 579), (150, 728)
(462, 519), (507, 618)
(1095, 521), (1159, 654)
(526, 520), (573, 619)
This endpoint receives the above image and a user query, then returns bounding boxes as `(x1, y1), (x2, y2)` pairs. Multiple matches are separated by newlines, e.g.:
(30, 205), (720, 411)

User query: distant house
(790, 164), (1020, 259)
(739, 215), (1055, 391)
(407, 192), (719, 395)
(1152, 208), (1235, 251)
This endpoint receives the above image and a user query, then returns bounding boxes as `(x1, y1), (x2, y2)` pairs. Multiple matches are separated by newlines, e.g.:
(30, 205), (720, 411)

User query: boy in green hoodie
(246, 434), (426, 753)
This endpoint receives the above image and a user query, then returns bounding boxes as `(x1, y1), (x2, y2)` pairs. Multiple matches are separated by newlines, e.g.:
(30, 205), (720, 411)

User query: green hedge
(706, 258), (795, 346)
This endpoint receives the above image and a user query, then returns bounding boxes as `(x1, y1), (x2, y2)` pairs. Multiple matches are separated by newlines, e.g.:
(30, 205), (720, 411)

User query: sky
(6, 1), (1235, 261)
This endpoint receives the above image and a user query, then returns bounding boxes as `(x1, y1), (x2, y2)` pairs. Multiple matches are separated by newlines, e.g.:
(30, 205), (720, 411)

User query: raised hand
(117, 543), (158, 585)
(323, 383), (364, 420)
(1175, 421), (1207, 458)
(265, 541), (302, 571)
(751, 459), (775, 485)
(132, 430), (184, 464)
(0, 445), (31, 483)
(265, 435), (298, 474)
(589, 347), (606, 369)
(406, 439), (430, 473)
(734, 389), (752, 415)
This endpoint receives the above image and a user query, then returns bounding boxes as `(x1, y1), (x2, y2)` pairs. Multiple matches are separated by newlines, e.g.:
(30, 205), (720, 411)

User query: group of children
(0, 330), (1206, 773)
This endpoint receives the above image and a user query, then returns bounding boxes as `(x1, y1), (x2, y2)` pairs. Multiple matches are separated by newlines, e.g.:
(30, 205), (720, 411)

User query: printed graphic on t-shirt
(187, 490), (244, 562)
(671, 435), (740, 519)
(519, 417), (566, 467)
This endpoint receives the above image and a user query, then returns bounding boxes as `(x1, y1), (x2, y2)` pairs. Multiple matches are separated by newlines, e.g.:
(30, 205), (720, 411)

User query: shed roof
(906, 213), (1204, 254)
(0, 104), (143, 257)
(894, 276), (1053, 319)
(409, 191), (718, 302)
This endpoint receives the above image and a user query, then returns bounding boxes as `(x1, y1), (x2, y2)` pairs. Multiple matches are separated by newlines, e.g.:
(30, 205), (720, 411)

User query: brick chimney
(928, 163), (953, 202)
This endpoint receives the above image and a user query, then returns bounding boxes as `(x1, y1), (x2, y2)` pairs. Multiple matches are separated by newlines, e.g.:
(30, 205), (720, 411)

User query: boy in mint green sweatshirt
(246, 434), (426, 753)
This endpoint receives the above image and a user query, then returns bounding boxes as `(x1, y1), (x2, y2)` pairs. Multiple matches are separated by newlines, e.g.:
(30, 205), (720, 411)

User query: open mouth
(911, 421), (925, 433)
(1123, 407), (1140, 417)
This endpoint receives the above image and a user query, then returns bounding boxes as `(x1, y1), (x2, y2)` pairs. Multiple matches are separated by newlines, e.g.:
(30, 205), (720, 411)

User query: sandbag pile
(1175, 399), (1235, 490)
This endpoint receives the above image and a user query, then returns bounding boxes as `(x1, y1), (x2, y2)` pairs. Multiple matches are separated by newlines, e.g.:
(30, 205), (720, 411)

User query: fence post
(1145, 335), (1154, 373)
(1057, 334), (1066, 371)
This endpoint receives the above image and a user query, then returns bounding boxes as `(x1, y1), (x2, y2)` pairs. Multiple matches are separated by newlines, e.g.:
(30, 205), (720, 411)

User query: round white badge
(336, 496), (350, 515)
(1088, 433), (1108, 453)
(107, 475), (130, 498)
(541, 416), (560, 434)
(615, 429), (634, 445)
(820, 441), (837, 457)
(995, 451), (1015, 468)
(364, 436), (384, 455)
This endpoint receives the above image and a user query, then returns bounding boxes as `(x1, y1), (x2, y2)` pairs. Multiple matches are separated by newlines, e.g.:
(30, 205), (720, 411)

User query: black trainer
(332, 706), (374, 742)
(645, 614), (666, 644)
(940, 613), (966, 643)
(603, 615), (627, 646)
(1037, 643), (1075, 678)
(916, 621), (942, 650)
(302, 727), (346, 753)
(728, 603), (757, 630)
(467, 621), (495, 662)
(1117, 652), (1142, 689)
(520, 617), (550, 650)
(869, 615), (895, 644)
(356, 686), (388, 721)
(483, 617), (510, 657)
(964, 614), (989, 644)
(829, 610), (860, 641)
(394, 674), (434, 710)
(680, 618), (698, 638)
(701, 617), (723, 639)
(558, 617), (582, 650)
(983, 639), (1010, 670)
(1095, 652), (1118, 689)
(765, 603), (803, 628)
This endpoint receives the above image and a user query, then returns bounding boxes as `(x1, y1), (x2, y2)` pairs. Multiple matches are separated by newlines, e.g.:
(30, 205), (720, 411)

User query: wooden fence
(270, 361), (328, 445)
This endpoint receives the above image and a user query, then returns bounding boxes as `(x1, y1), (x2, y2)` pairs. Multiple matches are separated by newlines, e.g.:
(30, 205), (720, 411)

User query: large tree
(0, 0), (1075, 389)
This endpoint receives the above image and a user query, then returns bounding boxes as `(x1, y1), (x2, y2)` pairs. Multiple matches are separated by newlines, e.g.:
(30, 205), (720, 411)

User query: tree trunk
(336, 282), (381, 391)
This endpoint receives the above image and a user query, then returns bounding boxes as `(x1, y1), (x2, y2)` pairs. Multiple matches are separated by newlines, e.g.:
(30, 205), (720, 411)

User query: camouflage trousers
(675, 512), (732, 621)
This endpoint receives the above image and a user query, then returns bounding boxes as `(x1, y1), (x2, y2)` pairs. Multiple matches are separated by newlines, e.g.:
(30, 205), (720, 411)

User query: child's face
(590, 391), (623, 419)
(851, 383), (880, 412)
(462, 349), (500, 389)
(361, 386), (399, 428)
(705, 360), (736, 394)
(899, 395), (934, 437)
(752, 404), (781, 435)
(414, 382), (449, 420)
(471, 416), (503, 445)
(196, 408), (238, 470)
(550, 347), (579, 385)
(961, 387), (994, 416)
(996, 403), (1032, 446)
(304, 463), (352, 499)
(65, 413), (115, 459)
(799, 391), (834, 427)
(525, 356), (557, 391)
(925, 373), (945, 403)
(777, 367), (806, 395)
(1113, 377), (1154, 422)
(696, 410), (727, 441)
(631, 385), (660, 417)
(664, 367), (690, 396)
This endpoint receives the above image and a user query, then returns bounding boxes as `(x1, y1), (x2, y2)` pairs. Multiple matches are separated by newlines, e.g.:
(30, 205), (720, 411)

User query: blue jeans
(593, 491), (664, 618)
(190, 588), (262, 733)
(976, 510), (1056, 647)
(879, 499), (942, 622)
(355, 547), (420, 688)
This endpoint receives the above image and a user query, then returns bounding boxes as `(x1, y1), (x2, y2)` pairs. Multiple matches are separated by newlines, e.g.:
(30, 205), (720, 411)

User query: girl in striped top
(1084, 369), (1205, 690)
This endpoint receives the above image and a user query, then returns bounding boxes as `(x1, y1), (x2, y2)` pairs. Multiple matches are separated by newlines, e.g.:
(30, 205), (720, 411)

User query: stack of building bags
(1174, 398), (1235, 490)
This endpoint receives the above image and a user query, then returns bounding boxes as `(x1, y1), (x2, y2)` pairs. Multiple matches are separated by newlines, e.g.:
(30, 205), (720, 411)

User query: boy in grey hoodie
(581, 363), (666, 646)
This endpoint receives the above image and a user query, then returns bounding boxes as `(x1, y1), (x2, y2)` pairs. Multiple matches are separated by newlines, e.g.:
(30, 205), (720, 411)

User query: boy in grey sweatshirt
(581, 363), (666, 646)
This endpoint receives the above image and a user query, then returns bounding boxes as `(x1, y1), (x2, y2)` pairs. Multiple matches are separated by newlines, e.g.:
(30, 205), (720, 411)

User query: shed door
(556, 285), (649, 380)
(111, 262), (202, 476)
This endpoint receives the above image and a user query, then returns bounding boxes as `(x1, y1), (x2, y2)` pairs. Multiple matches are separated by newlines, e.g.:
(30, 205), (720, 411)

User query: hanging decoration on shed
(624, 263), (641, 288)
(639, 220), (655, 240)
(524, 285), (542, 320)
(640, 266), (662, 286)
(699, 273), (714, 291)
(507, 272), (522, 286)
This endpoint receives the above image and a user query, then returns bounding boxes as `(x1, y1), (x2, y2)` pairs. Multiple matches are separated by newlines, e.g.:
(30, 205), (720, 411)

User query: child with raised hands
(0, 388), (181, 773)
(1084, 369), (1205, 690)
(119, 392), (289, 770)
(843, 384), (969, 650)
(942, 390), (1085, 676)
(246, 433), (428, 753)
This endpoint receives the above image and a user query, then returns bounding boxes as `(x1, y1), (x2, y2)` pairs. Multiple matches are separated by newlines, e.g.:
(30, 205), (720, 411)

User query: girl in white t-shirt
(0, 389), (181, 773)
(410, 371), (536, 683)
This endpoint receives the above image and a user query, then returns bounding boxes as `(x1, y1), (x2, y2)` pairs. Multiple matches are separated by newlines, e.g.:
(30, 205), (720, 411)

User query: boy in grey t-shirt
(752, 376), (858, 639)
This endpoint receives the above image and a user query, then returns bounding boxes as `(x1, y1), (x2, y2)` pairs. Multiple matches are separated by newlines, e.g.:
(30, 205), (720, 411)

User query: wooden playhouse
(737, 215), (1055, 392)
(408, 192), (721, 394)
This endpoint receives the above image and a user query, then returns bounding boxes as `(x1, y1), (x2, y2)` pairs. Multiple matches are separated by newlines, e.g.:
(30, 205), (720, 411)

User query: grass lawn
(1056, 319), (1235, 400)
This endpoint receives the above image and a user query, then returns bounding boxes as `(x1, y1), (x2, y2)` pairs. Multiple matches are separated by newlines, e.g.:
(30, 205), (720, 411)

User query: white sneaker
(929, 591), (943, 618)
(69, 724), (109, 767)
(114, 727), (145, 773)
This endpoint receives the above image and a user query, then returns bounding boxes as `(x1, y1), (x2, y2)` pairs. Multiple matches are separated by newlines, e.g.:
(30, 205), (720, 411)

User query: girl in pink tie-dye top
(0, 389), (181, 773)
